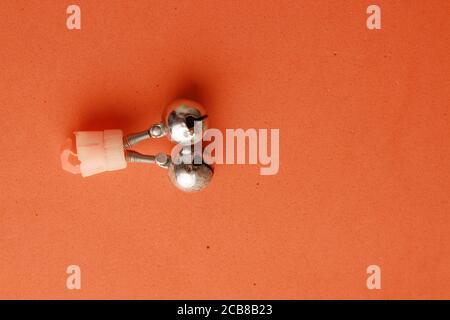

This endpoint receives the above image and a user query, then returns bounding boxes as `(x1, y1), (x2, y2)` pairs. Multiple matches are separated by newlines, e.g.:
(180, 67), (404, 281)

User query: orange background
(0, 0), (449, 299)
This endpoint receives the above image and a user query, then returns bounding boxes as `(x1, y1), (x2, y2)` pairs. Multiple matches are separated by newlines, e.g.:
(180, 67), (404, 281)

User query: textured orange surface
(0, 0), (449, 299)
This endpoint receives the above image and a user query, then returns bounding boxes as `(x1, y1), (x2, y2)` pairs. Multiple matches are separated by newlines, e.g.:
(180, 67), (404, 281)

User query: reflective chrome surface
(162, 99), (208, 145)
(168, 162), (214, 192)
(167, 145), (214, 192)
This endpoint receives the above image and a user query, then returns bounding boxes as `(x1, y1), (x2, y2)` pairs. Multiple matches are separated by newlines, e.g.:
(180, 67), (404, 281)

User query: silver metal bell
(162, 99), (208, 145)
(168, 162), (214, 192)
(168, 146), (214, 192)
(125, 148), (214, 192)
(123, 99), (208, 148)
